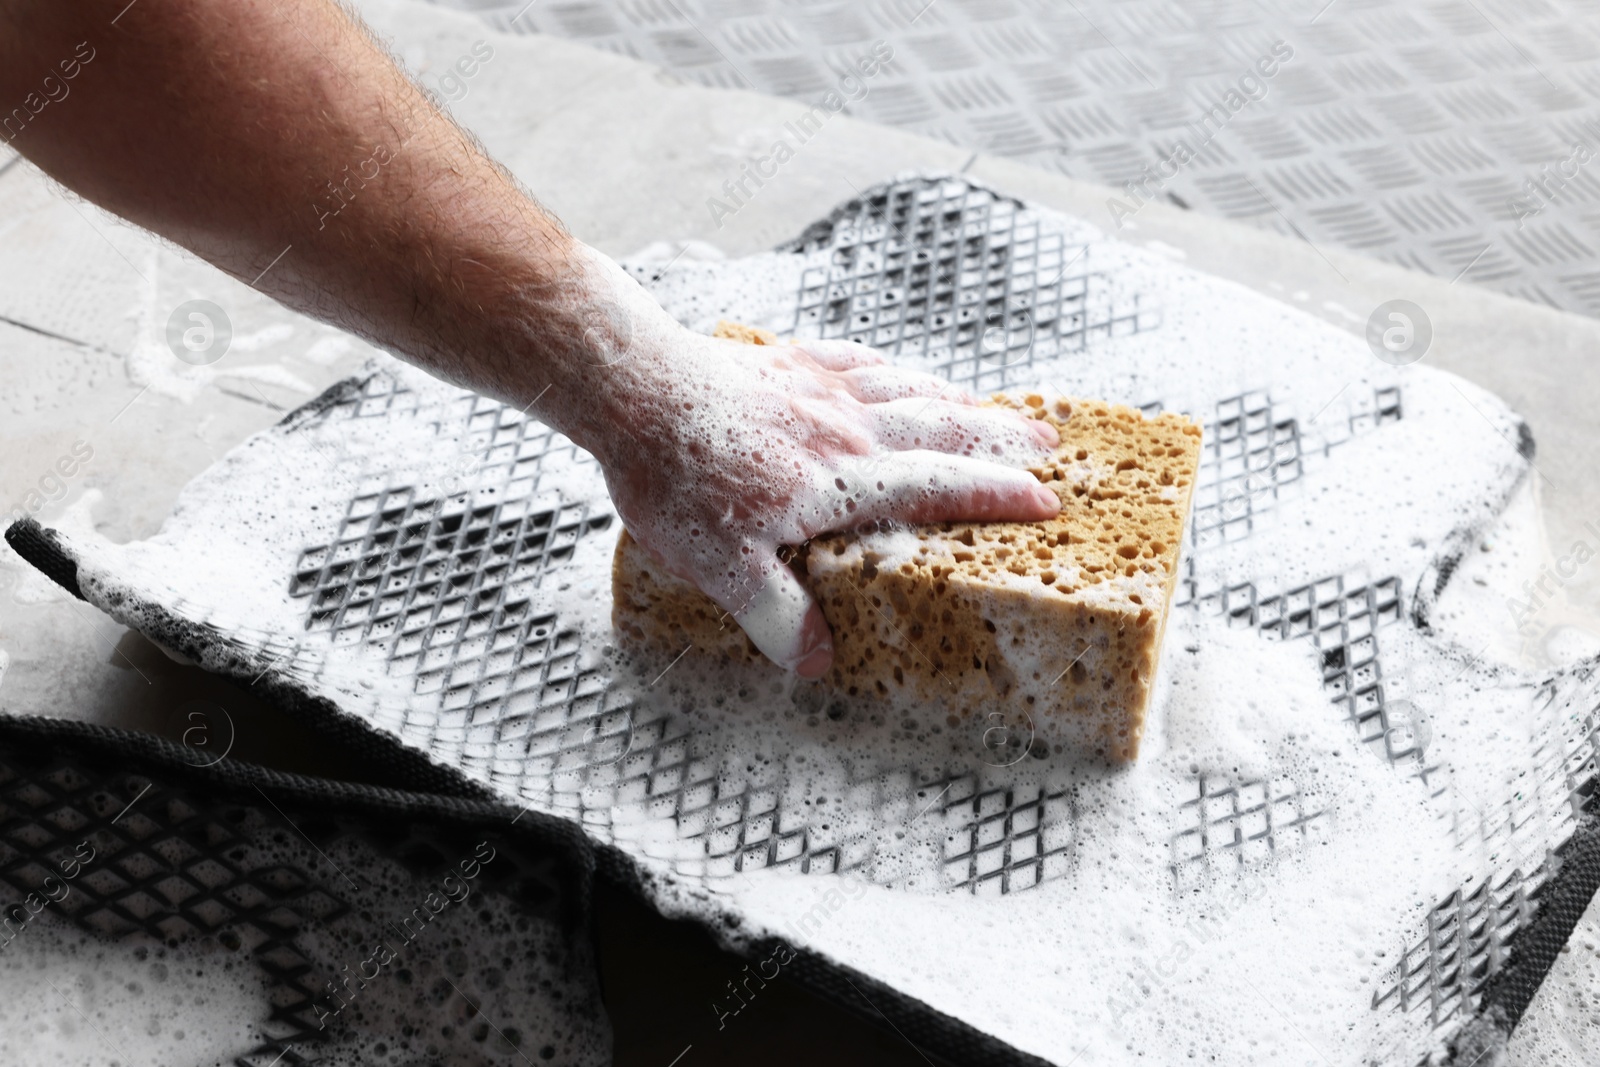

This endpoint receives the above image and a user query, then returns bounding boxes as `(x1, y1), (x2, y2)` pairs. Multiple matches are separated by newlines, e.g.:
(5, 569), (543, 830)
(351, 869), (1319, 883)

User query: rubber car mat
(10, 173), (1600, 1066)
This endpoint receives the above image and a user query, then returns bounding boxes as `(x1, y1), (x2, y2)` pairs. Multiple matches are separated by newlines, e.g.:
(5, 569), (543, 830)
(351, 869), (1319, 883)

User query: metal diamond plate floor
(428, 0), (1600, 315)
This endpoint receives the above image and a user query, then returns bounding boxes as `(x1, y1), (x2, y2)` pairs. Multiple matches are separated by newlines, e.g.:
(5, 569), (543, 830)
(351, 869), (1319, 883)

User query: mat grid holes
(785, 176), (1157, 394)
(933, 777), (1076, 896)
(286, 373), (618, 740)
(1192, 569), (1407, 751)
(1183, 386), (1403, 551)
(1190, 390), (1304, 546)
(1170, 775), (1326, 886)
(1373, 864), (1550, 1028)
(1371, 670), (1600, 1037)
(1168, 571), (1418, 872)
(290, 492), (611, 683)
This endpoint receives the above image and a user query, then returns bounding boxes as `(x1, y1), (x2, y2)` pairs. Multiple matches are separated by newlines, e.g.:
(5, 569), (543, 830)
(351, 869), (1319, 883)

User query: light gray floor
(0, 0), (1597, 1061)
(437, 0), (1600, 318)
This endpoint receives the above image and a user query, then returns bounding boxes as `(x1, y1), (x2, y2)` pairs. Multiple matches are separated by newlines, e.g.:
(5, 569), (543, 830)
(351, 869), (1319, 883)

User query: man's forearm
(0, 0), (1069, 674)
(0, 0), (633, 452)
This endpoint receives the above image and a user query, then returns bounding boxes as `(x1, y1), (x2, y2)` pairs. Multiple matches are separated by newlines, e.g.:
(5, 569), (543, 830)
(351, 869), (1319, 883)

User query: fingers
(793, 603), (834, 677)
(788, 337), (888, 372)
(835, 365), (977, 406)
(869, 397), (1059, 458)
(830, 450), (1062, 528)
(709, 553), (834, 678)
(791, 338), (987, 408)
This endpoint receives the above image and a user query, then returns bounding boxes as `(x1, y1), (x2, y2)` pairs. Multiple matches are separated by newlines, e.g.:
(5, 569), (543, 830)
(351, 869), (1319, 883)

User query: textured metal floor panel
(11, 176), (1595, 1066)
(432, 0), (1600, 315)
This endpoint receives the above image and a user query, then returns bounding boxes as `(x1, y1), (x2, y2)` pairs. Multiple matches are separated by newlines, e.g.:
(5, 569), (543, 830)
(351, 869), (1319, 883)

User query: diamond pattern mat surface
(0, 719), (607, 1067)
(430, 0), (1600, 316)
(12, 175), (1598, 1066)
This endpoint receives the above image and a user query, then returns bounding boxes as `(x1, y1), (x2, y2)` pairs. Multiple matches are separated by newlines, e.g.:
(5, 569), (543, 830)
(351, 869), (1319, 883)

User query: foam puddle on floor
(0, 799), (613, 1067)
(0, 910), (268, 1065)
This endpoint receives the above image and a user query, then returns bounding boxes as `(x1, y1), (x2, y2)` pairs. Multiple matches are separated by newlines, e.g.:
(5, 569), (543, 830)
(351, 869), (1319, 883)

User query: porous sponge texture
(710, 319), (780, 346)
(610, 326), (1202, 761)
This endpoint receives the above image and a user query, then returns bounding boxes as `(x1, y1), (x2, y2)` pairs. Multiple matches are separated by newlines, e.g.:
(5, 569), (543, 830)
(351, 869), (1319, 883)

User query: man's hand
(607, 334), (1061, 676)
(0, 0), (1060, 675)
(530, 247), (1062, 676)
(602, 360), (1059, 676)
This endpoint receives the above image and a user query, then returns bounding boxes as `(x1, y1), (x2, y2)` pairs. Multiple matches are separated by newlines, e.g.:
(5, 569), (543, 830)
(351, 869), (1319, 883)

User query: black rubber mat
(0, 714), (605, 1066)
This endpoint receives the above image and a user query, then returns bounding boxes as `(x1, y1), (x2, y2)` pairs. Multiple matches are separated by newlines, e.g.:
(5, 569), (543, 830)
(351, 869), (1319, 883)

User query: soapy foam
(66, 381), (1503, 1065)
(278, 835), (610, 1067)
(1508, 923), (1600, 1065)
(620, 612), (1463, 1065)
(0, 805), (610, 1066)
(38, 178), (1577, 1065)
(0, 910), (266, 1066)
